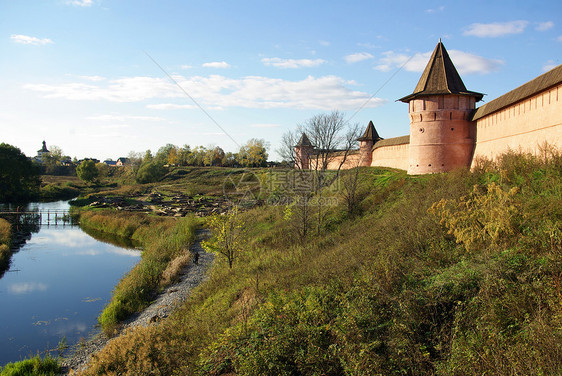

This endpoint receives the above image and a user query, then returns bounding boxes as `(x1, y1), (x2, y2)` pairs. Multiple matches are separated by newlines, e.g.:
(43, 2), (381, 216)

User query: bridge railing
(0, 209), (77, 226)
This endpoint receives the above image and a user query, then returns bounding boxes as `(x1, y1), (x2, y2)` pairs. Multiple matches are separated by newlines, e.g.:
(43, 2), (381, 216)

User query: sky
(1, 0), (561, 162)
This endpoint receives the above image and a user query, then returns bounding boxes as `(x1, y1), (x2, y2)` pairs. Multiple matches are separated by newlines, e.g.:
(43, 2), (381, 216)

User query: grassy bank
(79, 210), (201, 333)
(0, 218), (11, 272)
(77, 152), (561, 375)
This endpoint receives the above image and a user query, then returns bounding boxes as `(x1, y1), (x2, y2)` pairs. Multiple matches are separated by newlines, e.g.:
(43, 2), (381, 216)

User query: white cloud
(66, 0), (93, 6)
(425, 6), (445, 13)
(78, 75), (106, 81)
(146, 103), (196, 110)
(87, 114), (164, 122)
(463, 20), (528, 37)
(344, 52), (374, 64)
(558, 36), (562, 42)
(250, 123), (281, 128)
(375, 49), (503, 75)
(10, 34), (53, 45)
(319, 40), (331, 47)
(536, 21), (554, 31)
(202, 61), (231, 68)
(261, 57), (326, 69)
(25, 74), (386, 110)
(24, 76), (178, 102)
(542, 60), (558, 72)
(180, 64), (193, 70)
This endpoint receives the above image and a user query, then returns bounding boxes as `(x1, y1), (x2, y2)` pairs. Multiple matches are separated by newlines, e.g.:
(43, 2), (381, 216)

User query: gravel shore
(60, 229), (213, 374)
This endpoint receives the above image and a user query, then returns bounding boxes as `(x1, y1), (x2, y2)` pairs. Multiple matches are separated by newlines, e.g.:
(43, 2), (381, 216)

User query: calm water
(0, 201), (140, 365)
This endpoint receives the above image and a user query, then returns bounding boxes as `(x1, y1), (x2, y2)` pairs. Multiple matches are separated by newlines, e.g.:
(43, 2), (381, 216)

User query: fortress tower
(399, 41), (483, 174)
(294, 133), (314, 169)
(357, 121), (382, 167)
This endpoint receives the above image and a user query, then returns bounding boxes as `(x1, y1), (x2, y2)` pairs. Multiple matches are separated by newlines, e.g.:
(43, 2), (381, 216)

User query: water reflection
(8, 282), (49, 295)
(0, 201), (140, 366)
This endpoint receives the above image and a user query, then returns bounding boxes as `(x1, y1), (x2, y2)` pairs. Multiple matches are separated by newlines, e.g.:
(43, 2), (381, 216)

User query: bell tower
(399, 40), (483, 174)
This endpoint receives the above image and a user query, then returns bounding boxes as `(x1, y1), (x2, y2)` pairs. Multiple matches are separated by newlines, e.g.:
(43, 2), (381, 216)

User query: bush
(0, 355), (60, 376)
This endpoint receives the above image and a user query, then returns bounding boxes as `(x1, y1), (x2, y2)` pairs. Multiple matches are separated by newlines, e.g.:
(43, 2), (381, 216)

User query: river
(0, 201), (140, 366)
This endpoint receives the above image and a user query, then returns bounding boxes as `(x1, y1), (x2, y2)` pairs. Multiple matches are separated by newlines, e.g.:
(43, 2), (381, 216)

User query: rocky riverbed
(60, 229), (213, 374)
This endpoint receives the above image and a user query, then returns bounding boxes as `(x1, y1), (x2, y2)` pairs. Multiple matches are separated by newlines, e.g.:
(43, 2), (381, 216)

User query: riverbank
(0, 218), (11, 272)
(77, 210), (202, 333)
(61, 228), (213, 374)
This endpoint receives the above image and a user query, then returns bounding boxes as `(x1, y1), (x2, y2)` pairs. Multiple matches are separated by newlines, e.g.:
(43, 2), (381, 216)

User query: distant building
(34, 140), (50, 163)
(104, 159), (117, 166)
(116, 157), (129, 166)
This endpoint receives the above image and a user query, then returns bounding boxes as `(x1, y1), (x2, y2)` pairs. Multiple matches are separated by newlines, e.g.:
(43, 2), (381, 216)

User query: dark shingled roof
(373, 135), (410, 149)
(295, 133), (313, 147)
(472, 64), (562, 121)
(399, 41), (484, 103)
(358, 120), (383, 142)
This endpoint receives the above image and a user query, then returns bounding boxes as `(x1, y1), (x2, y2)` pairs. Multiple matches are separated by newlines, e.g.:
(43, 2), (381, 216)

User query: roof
(373, 135), (410, 149)
(472, 64), (562, 121)
(399, 41), (484, 102)
(38, 140), (49, 153)
(295, 133), (313, 147)
(358, 120), (383, 142)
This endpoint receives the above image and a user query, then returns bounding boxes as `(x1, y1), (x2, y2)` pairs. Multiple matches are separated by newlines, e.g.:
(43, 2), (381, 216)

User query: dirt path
(60, 229), (213, 374)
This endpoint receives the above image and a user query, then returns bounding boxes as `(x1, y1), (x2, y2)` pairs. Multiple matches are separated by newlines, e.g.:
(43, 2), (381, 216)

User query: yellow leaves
(203, 206), (246, 268)
(428, 182), (521, 251)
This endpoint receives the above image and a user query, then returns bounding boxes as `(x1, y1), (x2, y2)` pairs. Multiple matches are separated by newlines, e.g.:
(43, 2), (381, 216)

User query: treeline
(129, 138), (269, 184)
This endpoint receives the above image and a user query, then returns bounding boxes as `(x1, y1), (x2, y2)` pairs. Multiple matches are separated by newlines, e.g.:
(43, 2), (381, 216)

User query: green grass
(78, 210), (202, 334)
(0, 355), (60, 376)
(77, 151), (562, 375)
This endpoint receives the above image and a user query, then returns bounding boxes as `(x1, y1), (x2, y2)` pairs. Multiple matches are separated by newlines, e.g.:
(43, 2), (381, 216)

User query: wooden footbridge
(0, 209), (77, 227)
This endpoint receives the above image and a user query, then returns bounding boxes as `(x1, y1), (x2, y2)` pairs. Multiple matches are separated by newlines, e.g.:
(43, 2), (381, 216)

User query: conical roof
(295, 133), (313, 147)
(357, 121), (382, 142)
(399, 40), (483, 102)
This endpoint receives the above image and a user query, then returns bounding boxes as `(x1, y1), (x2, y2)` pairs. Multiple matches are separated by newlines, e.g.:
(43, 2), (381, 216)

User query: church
(295, 41), (562, 174)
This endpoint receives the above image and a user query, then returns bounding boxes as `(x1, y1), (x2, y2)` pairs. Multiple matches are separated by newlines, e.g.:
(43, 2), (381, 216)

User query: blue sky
(1, 0), (560, 161)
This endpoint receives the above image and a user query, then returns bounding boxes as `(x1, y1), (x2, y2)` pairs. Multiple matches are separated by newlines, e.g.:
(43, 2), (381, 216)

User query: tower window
(419, 128), (425, 133)
(451, 127), (454, 131)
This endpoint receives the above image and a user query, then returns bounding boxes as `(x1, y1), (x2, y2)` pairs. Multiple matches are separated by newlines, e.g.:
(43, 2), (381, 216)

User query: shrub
(0, 355), (60, 376)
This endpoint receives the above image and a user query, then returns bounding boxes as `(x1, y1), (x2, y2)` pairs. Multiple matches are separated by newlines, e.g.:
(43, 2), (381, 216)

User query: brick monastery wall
(370, 141), (410, 170)
(325, 152), (362, 170)
(471, 82), (562, 167)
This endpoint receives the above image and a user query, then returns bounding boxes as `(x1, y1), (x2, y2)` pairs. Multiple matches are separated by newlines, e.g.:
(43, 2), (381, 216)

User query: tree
(204, 146), (225, 166)
(76, 159), (99, 183)
(155, 144), (176, 166)
(202, 206), (245, 268)
(238, 138), (269, 167)
(136, 161), (166, 183)
(42, 145), (72, 175)
(0, 143), (41, 202)
(167, 145), (179, 166)
(177, 145), (191, 166)
(280, 111), (359, 240)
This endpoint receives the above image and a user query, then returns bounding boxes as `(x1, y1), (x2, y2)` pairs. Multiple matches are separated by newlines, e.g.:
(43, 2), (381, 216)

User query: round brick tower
(399, 41), (483, 174)
(357, 120), (382, 167)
